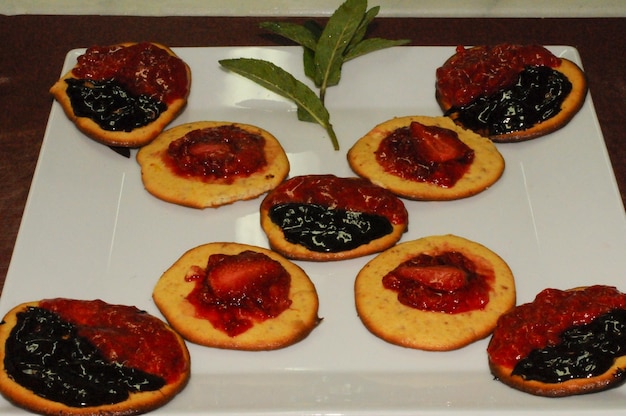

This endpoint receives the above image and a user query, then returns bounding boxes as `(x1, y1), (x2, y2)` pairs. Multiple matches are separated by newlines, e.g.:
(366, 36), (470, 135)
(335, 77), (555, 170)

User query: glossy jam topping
(436, 44), (561, 108)
(185, 250), (292, 337)
(446, 66), (572, 136)
(376, 121), (474, 188)
(166, 125), (267, 182)
(66, 78), (166, 132)
(382, 251), (494, 314)
(39, 299), (187, 384)
(512, 309), (626, 383)
(72, 42), (189, 104)
(3, 304), (174, 407)
(262, 175), (408, 226)
(269, 202), (393, 253)
(488, 286), (626, 369)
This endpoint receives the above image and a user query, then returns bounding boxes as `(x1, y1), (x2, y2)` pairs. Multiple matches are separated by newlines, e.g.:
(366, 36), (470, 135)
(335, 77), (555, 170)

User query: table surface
(1, 16), (624, 295)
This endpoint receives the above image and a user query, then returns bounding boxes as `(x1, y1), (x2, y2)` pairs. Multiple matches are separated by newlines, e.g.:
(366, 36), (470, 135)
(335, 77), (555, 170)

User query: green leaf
(314, 0), (367, 95)
(303, 20), (324, 40)
(224, 0), (412, 151)
(302, 20), (323, 81)
(343, 37), (411, 62)
(261, 20), (322, 85)
(219, 58), (339, 150)
(259, 21), (318, 51)
(303, 47), (316, 83)
(347, 6), (380, 51)
(297, 105), (315, 122)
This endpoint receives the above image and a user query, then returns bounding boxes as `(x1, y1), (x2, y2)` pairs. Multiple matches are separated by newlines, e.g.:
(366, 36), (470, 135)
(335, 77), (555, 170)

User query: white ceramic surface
(1, 46), (626, 415)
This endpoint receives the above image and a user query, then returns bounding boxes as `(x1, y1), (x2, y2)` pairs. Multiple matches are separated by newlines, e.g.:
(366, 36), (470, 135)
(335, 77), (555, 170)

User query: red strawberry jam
(382, 251), (494, 313)
(375, 121), (474, 188)
(72, 42), (189, 104)
(166, 125), (267, 182)
(436, 44), (561, 108)
(185, 251), (292, 337)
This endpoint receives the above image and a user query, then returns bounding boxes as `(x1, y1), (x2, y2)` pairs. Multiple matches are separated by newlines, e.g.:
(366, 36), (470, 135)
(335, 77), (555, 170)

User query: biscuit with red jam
(347, 115), (504, 201)
(355, 234), (516, 351)
(137, 121), (290, 208)
(153, 242), (320, 351)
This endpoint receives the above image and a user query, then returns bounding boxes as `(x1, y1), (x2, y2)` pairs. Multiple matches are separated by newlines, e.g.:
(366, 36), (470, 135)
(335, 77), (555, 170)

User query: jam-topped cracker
(153, 242), (320, 350)
(50, 42), (191, 148)
(137, 121), (290, 208)
(0, 298), (190, 415)
(348, 115), (504, 200)
(436, 44), (587, 142)
(488, 285), (626, 397)
(260, 174), (409, 261)
(355, 234), (516, 351)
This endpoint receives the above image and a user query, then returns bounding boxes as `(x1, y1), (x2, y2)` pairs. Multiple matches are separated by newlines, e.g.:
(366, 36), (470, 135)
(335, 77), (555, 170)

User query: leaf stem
(327, 122), (340, 150)
(319, 85), (327, 105)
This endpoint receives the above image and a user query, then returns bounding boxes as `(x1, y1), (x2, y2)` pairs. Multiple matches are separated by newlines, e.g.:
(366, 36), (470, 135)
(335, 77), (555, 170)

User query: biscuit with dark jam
(0, 298), (190, 415)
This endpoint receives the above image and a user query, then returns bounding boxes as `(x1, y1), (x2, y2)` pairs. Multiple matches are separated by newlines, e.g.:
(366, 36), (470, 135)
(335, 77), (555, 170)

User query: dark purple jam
(512, 309), (626, 383)
(269, 202), (393, 253)
(446, 65), (572, 136)
(65, 78), (166, 132)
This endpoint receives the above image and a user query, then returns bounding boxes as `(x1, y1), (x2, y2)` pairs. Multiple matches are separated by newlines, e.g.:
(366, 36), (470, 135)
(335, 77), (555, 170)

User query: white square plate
(2, 46), (626, 415)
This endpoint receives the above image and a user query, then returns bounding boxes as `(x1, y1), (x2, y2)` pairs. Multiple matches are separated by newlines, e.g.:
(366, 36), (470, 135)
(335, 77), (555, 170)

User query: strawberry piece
(392, 264), (468, 292)
(410, 121), (472, 163)
(188, 141), (230, 157)
(205, 251), (288, 299)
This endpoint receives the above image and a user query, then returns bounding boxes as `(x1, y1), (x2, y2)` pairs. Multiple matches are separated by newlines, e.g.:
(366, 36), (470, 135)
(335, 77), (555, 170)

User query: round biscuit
(355, 234), (516, 351)
(347, 115), (504, 201)
(153, 242), (320, 351)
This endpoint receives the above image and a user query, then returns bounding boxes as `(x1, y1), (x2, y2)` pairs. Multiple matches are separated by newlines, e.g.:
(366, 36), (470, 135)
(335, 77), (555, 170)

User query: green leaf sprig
(219, 0), (410, 150)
